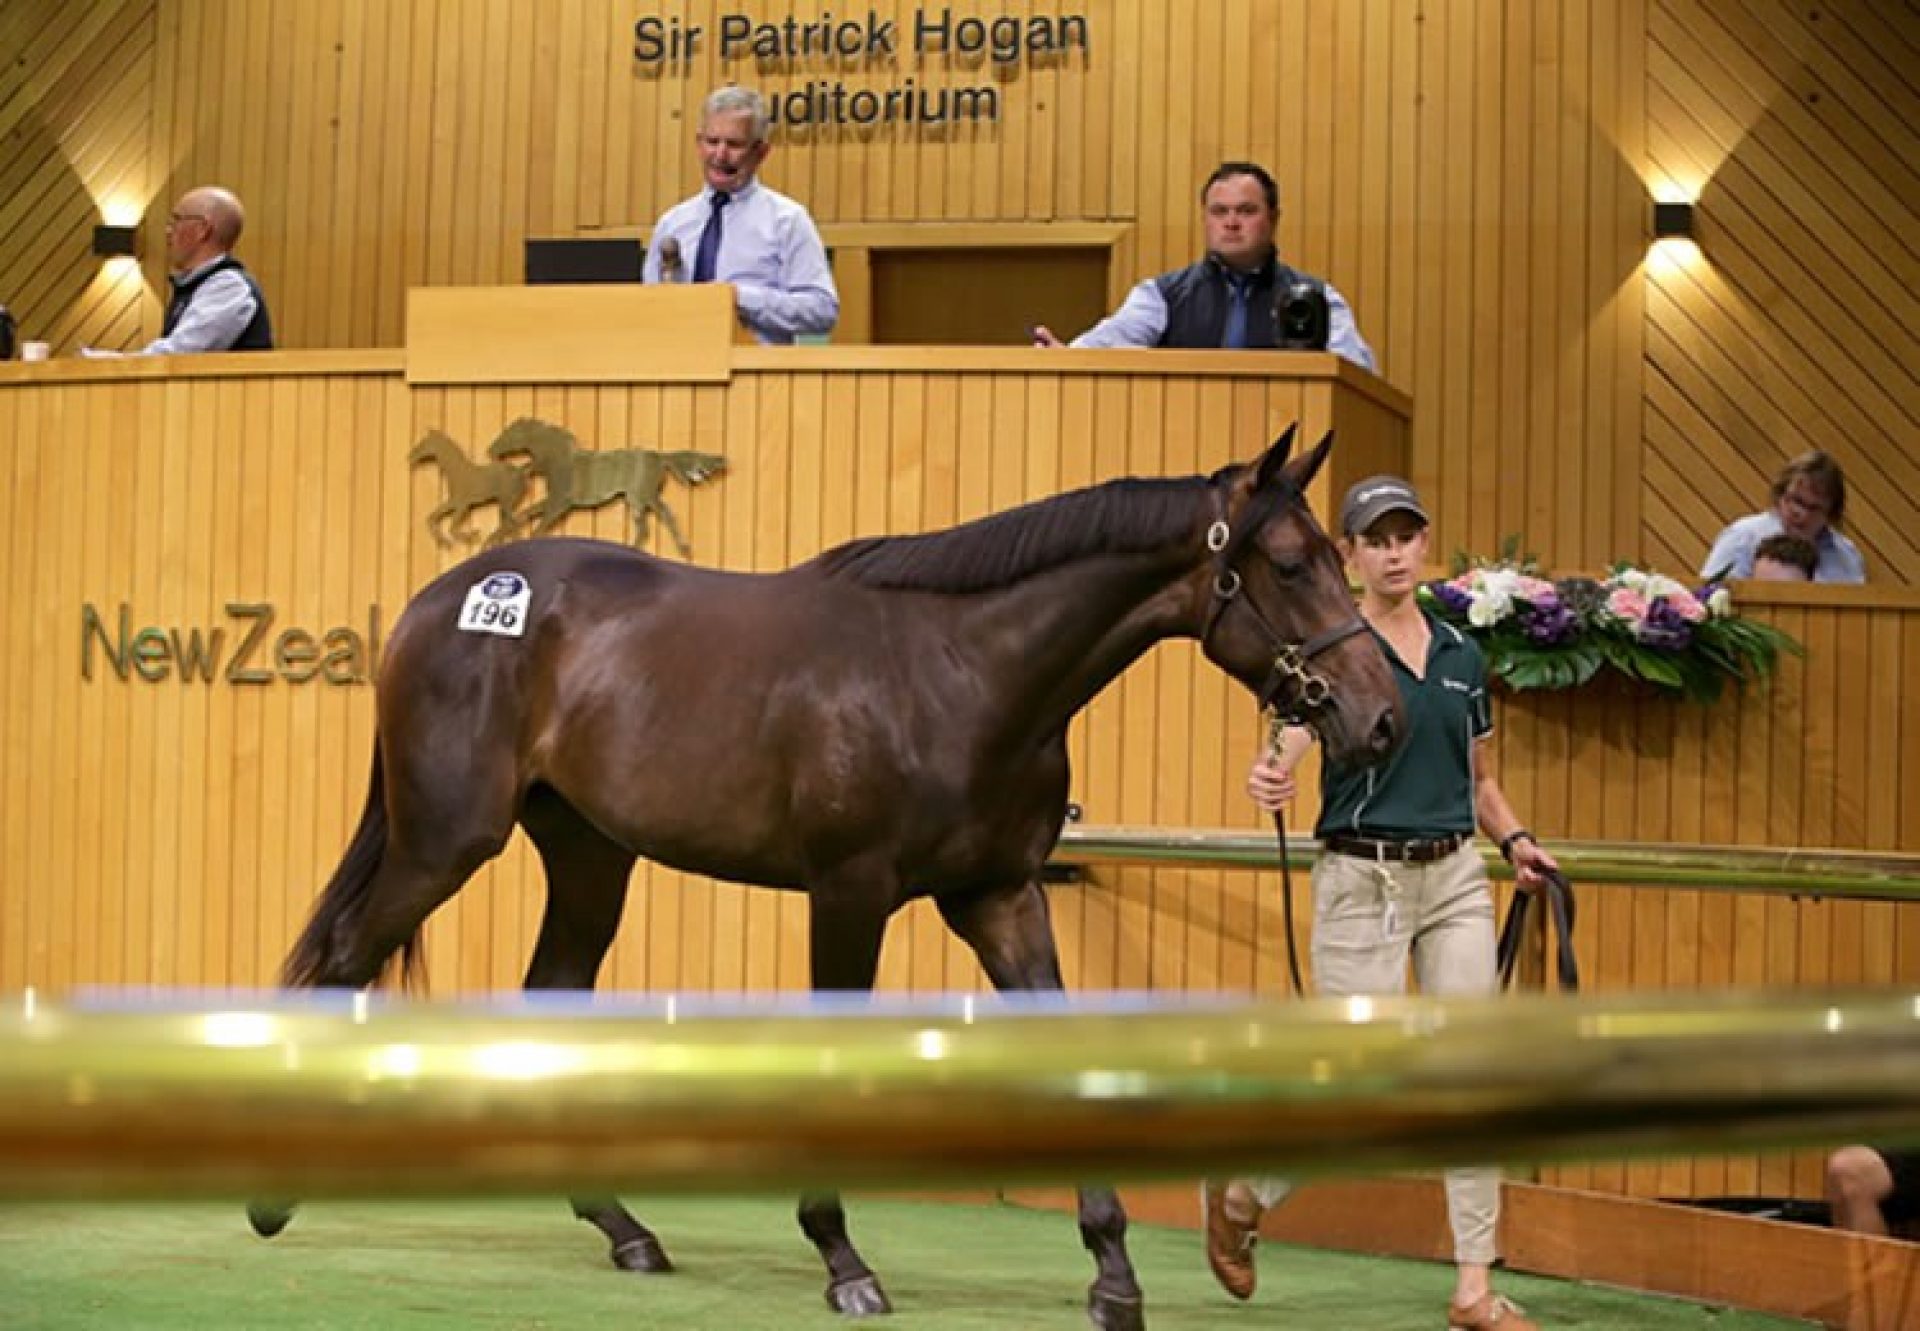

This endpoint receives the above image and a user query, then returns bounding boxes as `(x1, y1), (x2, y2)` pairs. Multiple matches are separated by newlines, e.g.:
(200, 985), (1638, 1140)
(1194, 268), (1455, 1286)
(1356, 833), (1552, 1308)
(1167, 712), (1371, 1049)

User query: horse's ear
(1279, 429), (1336, 493)
(1251, 423), (1301, 490)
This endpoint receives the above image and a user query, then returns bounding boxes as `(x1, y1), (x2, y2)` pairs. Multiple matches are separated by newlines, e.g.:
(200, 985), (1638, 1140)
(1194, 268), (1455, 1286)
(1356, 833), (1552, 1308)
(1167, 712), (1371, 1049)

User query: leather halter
(1200, 502), (1369, 724)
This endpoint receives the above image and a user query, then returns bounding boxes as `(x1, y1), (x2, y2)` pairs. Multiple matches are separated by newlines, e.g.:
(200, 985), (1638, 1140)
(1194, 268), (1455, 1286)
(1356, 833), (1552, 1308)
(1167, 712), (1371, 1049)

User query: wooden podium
(406, 283), (752, 385)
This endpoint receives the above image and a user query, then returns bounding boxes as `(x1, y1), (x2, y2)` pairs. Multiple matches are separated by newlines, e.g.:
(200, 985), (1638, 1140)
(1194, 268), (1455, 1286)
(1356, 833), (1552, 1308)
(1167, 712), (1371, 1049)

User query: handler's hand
(1246, 753), (1296, 812)
(1512, 838), (1561, 893)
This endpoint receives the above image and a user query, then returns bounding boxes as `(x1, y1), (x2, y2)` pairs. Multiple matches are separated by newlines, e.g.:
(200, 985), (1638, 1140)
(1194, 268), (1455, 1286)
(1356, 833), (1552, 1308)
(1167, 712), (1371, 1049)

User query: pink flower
(1665, 590), (1707, 622)
(1606, 587), (1650, 623)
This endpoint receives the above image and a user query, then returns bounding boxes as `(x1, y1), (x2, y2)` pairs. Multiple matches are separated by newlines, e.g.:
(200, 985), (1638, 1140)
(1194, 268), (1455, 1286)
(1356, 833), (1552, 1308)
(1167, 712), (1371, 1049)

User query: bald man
(141, 185), (274, 353)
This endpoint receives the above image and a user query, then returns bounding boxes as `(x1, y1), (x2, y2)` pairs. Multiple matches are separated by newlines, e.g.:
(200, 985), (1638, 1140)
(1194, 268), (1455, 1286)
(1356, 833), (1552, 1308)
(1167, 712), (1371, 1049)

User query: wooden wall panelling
(7, 2), (1914, 581)
(0, 0), (156, 354)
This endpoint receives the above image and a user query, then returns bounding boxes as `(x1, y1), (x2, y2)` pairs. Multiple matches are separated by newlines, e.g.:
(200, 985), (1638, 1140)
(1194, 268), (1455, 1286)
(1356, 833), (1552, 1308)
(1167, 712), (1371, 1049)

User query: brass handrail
(3, 989), (1919, 1200)
(1052, 825), (1920, 902)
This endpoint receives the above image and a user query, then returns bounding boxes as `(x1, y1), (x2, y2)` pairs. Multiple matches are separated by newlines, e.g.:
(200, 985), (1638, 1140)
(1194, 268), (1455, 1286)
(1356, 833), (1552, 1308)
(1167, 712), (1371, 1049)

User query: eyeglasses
(166, 212), (209, 227)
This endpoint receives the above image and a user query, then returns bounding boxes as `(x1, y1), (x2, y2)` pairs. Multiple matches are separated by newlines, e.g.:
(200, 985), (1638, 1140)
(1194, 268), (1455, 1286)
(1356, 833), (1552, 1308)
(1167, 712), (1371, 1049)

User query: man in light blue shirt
(1032, 162), (1375, 372)
(83, 185), (273, 358)
(1702, 450), (1866, 583)
(643, 87), (838, 345)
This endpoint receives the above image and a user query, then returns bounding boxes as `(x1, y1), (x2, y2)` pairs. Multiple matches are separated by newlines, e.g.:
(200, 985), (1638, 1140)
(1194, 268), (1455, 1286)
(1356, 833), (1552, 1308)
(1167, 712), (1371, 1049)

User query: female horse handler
(1204, 475), (1559, 1331)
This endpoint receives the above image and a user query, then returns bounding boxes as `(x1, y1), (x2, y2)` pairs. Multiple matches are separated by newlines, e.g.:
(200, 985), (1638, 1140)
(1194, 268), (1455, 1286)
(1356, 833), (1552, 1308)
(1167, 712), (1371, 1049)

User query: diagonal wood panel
(1647, 0), (1920, 584)
(0, 0), (157, 355)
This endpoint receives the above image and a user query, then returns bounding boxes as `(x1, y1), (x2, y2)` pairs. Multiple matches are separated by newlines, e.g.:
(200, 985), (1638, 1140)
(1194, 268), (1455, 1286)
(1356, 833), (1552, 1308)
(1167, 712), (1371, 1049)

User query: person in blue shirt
(1702, 451), (1866, 583)
(642, 86), (838, 345)
(1032, 161), (1375, 371)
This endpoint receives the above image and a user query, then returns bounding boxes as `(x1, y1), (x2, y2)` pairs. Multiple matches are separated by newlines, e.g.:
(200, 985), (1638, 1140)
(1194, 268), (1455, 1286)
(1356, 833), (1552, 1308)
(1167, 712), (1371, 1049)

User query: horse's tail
(280, 746), (426, 993)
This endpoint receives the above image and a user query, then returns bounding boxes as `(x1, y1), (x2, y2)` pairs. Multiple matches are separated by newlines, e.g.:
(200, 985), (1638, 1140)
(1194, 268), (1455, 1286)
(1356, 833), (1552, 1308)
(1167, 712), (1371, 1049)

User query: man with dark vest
(1033, 162), (1374, 370)
(140, 185), (274, 354)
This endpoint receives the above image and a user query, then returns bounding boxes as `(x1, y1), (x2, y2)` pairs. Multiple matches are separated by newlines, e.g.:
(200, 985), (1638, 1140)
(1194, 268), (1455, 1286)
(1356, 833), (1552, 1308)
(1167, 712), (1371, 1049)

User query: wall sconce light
(1652, 201), (1694, 242)
(91, 224), (140, 259)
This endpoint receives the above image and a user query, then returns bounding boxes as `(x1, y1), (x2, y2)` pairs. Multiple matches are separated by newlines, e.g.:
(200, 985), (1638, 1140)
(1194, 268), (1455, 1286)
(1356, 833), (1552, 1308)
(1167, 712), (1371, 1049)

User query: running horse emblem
(488, 417), (727, 557)
(408, 429), (531, 550)
(250, 424), (1403, 1331)
(408, 418), (726, 556)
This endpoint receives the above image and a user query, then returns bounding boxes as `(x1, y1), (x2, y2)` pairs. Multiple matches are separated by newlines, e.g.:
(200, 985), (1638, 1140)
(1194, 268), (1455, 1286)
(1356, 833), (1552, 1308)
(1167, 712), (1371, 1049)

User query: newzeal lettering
(81, 602), (383, 686)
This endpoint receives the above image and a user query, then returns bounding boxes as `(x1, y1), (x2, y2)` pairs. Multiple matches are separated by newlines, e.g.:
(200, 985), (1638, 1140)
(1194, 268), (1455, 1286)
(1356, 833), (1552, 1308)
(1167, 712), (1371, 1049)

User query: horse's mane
(814, 473), (1220, 593)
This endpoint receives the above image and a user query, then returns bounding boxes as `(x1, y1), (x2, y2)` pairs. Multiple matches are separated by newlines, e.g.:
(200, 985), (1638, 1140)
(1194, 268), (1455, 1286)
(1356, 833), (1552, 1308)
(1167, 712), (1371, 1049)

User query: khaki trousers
(1250, 842), (1502, 1266)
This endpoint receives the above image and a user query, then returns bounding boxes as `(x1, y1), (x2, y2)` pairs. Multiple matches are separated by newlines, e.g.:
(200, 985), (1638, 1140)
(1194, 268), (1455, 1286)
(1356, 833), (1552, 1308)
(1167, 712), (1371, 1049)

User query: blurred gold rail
(1053, 826), (1920, 900)
(4, 988), (1920, 1200)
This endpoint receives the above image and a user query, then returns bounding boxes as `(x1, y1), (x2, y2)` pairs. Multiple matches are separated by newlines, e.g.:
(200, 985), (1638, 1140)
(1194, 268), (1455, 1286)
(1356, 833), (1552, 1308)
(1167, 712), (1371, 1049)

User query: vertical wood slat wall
(3, 1), (1913, 580)
(1, 360), (1915, 1206)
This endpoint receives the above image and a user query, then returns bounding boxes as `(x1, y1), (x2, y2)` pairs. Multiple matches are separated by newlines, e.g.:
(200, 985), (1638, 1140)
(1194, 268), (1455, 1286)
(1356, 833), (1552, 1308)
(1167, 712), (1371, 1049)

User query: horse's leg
(518, 787), (672, 1276)
(248, 741), (521, 1240)
(799, 877), (897, 1318)
(449, 500), (481, 545)
(424, 500), (457, 548)
(650, 499), (693, 559)
(938, 881), (1145, 1331)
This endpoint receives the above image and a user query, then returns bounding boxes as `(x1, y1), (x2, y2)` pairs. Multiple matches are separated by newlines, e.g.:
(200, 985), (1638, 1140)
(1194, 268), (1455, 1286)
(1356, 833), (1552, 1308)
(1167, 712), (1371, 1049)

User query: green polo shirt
(1315, 611), (1492, 841)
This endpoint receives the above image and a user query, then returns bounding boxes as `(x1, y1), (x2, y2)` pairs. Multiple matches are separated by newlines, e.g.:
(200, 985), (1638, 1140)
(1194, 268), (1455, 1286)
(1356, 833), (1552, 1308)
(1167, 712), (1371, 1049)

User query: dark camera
(1275, 282), (1329, 351)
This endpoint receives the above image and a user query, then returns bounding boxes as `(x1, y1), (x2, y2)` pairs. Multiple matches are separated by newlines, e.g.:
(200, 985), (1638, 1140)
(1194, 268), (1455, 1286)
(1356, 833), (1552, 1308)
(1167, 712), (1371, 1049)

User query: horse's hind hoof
(246, 1201), (296, 1238)
(611, 1235), (674, 1273)
(1087, 1287), (1145, 1331)
(825, 1274), (893, 1318)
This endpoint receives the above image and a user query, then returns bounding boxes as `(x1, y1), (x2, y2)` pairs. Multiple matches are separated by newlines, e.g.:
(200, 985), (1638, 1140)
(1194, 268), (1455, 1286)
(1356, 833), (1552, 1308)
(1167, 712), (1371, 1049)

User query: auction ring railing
(4, 988), (1919, 1200)
(1051, 825), (1920, 901)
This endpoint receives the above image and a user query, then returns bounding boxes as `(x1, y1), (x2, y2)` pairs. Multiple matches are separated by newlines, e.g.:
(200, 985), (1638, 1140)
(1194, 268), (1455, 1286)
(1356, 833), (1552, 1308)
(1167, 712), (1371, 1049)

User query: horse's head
(662, 451), (728, 486)
(1200, 425), (1402, 768)
(488, 417), (576, 464)
(407, 431), (453, 466)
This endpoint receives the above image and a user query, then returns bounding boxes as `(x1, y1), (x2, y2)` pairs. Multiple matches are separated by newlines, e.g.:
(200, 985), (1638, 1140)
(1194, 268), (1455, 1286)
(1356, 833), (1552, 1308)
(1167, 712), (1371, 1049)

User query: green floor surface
(0, 1196), (1810, 1329)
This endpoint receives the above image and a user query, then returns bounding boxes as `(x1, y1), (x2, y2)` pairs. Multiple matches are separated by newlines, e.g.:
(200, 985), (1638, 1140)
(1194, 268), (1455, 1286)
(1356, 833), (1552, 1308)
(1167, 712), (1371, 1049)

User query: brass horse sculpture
(488, 416), (727, 557)
(407, 429), (531, 549)
(248, 426), (1401, 1331)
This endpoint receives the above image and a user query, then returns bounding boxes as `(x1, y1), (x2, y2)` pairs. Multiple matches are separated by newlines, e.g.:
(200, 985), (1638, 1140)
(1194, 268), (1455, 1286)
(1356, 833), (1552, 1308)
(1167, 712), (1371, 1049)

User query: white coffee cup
(21, 341), (50, 362)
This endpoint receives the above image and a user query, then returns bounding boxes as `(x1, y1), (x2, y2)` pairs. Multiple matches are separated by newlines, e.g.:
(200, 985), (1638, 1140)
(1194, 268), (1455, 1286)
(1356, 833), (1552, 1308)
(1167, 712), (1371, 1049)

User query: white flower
(1468, 590), (1510, 627)
(1707, 587), (1733, 618)
(1642, 572), (1689, 601)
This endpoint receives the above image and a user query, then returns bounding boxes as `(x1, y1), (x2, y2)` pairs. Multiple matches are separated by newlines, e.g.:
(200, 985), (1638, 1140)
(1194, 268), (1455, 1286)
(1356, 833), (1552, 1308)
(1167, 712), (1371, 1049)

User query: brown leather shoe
(1201, 1180), (1262, 1300)
(1447, 1292), (1539, 1330)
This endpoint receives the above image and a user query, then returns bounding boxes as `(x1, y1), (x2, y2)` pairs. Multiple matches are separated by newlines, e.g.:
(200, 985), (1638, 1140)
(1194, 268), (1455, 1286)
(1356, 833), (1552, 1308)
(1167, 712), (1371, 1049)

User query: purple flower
(1520, 597), (1579, 646)
(1637, 598), (1695, 651)
(1429, 580), (1473, 614)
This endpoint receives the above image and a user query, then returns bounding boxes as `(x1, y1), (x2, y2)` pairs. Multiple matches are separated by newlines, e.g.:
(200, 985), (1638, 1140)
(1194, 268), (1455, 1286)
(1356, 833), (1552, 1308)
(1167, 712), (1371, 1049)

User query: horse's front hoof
(1087, 1286), (1145, 1331)
(825, 1274), (893, 1318)
(246, 1201), (296, 1238)
(611, 1235), (674, 1273)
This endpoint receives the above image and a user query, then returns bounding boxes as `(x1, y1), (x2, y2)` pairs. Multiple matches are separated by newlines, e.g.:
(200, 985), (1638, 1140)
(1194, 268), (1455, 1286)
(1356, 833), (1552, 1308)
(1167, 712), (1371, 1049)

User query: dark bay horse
(248, 426), (1400, 1330)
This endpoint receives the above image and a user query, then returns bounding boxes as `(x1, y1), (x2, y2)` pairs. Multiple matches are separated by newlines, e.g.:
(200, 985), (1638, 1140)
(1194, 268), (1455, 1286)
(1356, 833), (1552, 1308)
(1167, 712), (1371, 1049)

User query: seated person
(83, 186), (274, 357)
(1032, 161), (1375, 371)
(1826, 1144), (1920, 1238)
(1702, 451), (1865, 583)
(1749, 534), (1817, 582)
(642, 85), (838, 344)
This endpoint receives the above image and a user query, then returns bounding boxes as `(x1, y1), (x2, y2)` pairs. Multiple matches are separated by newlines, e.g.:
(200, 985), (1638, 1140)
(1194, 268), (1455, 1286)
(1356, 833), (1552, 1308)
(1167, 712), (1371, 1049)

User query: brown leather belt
(1323, 832), (1470, 864)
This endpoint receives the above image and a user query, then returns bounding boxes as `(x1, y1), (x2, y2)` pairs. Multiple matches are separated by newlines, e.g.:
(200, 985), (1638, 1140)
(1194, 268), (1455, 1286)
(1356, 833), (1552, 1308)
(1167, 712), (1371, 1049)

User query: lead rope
(1263, 706), (1307, 997)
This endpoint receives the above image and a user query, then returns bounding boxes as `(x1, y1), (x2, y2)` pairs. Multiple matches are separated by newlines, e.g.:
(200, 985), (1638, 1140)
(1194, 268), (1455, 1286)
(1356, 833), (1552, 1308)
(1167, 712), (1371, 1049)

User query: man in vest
(140, 185), (274, 353)
(1033, 161), (1374, 370)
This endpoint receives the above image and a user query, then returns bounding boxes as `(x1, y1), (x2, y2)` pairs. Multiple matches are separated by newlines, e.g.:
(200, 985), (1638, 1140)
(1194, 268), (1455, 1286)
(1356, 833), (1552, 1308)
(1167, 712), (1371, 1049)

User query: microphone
(658, 235), (683, 282)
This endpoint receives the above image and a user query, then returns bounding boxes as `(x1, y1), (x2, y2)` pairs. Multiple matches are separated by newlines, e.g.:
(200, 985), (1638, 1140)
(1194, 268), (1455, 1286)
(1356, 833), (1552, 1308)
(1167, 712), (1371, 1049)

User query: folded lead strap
(1496, 866), (1579, 992)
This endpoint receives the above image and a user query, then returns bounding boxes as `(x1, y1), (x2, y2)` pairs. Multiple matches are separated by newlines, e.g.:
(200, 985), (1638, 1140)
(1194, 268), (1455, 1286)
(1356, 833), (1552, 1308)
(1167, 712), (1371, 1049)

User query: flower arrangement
(1418, 539), (1800, 703)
